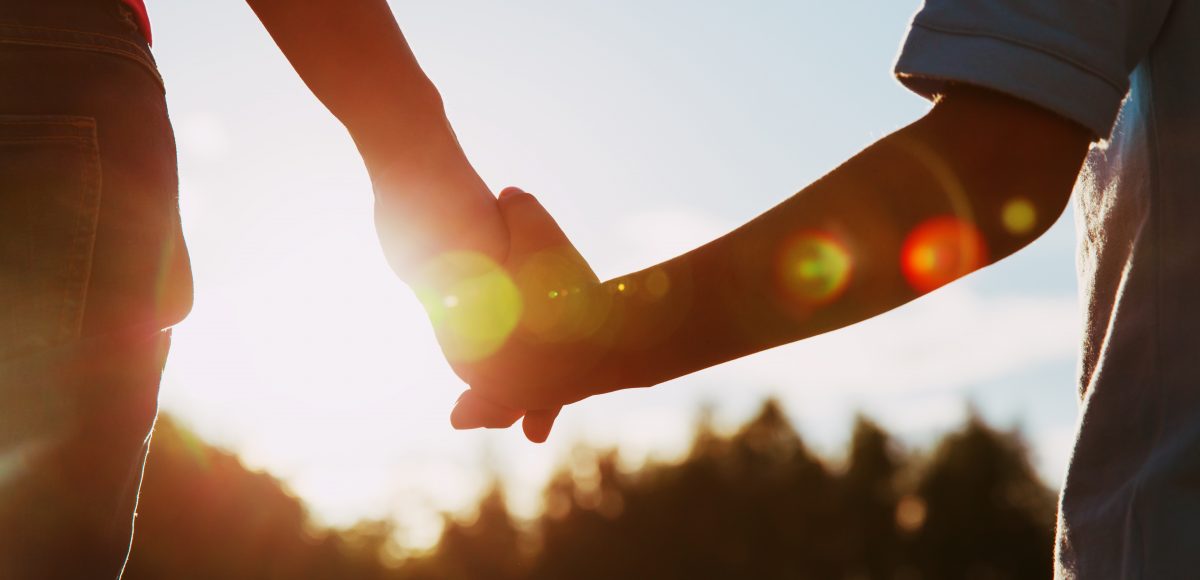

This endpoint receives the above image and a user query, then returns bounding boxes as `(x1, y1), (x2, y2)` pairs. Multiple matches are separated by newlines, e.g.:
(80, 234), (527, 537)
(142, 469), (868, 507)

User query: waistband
(0, 1), (160, 90)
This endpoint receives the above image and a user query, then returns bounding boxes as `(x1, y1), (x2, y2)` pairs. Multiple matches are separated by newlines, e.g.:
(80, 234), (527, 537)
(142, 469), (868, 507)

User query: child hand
(414, 187), (615, 442)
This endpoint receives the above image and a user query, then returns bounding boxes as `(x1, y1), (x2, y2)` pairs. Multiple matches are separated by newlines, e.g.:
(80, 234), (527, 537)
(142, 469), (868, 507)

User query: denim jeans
(0, 1), (191, 577)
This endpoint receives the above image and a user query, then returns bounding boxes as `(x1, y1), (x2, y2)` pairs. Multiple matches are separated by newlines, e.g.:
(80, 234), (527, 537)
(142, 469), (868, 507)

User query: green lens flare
(416, 251), (522, 362)
(778, 233), (853, 305)
(1002, 198), (1037, 235)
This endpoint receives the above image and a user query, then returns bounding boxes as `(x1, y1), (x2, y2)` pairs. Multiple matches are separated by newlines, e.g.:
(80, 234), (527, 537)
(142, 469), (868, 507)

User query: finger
(450, 390), (524, 429)
(497, 188), (573, 256)
(522, 406), (562, 444)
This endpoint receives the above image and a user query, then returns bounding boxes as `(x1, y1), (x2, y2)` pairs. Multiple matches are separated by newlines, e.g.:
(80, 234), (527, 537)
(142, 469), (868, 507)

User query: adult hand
(414, 187), (614, 442)
(371, 159), (510, 281)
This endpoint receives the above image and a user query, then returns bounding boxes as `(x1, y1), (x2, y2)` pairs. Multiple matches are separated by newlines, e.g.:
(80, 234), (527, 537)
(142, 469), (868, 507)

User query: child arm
(457, 85), (1092, 429)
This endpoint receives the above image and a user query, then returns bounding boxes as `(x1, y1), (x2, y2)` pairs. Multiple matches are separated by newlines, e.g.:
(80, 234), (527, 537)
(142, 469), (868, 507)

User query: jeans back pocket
(0, 116), (102, 360)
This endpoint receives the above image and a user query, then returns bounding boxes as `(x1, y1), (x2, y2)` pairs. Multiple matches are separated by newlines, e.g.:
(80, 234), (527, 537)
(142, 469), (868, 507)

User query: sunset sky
(150, 0), (1082, 548)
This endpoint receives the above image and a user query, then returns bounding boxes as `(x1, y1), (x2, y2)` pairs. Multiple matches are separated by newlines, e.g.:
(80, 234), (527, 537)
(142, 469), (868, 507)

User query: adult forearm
(248, 0), (507, 273)
(247, 0), (454, 175)
(596, 88), (1089, 392)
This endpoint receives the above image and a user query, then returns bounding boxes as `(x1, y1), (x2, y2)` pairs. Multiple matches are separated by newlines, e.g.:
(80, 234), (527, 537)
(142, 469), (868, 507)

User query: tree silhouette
(910, 412), (1056, 579)
(416, 483), (526, 580)
(124, 401), (1057, 580)
(841, 415), (904, 578)
(123, 417), (403, 580)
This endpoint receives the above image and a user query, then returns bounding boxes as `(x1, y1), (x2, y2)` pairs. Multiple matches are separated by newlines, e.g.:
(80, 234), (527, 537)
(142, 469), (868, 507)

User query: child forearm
(592, 86), (1090, 394)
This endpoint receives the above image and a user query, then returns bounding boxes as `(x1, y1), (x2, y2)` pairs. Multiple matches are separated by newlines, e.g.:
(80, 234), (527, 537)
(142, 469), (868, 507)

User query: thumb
(450, 390), (524, 429)
(497, 187), (571, 256)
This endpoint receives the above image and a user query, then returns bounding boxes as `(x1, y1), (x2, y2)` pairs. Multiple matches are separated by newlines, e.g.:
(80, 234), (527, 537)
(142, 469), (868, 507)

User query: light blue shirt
(896, 1), (1198, 577)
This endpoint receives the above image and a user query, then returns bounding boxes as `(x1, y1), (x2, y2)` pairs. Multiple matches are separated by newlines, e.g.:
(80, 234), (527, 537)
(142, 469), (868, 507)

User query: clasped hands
(387, 186), (620, 443)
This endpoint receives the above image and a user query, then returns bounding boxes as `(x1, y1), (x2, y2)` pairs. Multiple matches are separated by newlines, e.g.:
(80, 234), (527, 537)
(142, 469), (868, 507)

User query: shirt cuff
(894, 21), (1128, 138)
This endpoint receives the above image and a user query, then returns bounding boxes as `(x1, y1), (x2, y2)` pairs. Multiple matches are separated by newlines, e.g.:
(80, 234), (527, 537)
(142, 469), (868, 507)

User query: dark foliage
(125, 401), (1055, 579)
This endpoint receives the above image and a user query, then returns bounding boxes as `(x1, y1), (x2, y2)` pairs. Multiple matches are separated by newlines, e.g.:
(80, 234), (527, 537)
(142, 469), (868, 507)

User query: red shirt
(122, 0), (152, 45)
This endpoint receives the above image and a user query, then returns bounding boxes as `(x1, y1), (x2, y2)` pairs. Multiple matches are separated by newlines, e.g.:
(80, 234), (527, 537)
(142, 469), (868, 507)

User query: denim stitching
(0, 22), (155, 64)
(58, 120), (103, 343)
(0, 22), (162, 91)
(0, 115), (103, 349)
(0, 137), (94, 145)
(0, 115), (97, 145)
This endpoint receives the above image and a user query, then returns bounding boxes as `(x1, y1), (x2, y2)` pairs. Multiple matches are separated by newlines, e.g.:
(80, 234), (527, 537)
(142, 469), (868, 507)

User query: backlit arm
(246, 0), (507, 274)
(584, 86), (1091, 398)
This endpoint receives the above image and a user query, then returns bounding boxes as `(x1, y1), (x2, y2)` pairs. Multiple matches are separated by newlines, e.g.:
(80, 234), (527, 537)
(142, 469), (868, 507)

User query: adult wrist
(370, 151), (508, 280)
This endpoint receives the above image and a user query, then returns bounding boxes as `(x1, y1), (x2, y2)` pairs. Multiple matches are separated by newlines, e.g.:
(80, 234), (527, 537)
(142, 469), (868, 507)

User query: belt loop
(115, 2), (141, 39)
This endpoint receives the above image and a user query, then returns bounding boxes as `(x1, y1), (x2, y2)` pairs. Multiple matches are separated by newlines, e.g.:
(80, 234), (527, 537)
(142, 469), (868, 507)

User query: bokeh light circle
(777, 231), (854, 305)
(644, 269), (671, 299)
(514, 250), (608, 343)
(1001, 197), (1037, 236)
(900, 217), (987, 294)
(415, 251), (522, 362)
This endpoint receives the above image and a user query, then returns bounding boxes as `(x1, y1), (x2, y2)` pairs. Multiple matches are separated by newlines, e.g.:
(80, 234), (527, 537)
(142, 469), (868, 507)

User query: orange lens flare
(777, 232), (853, 305)
(901, 217), (987, 293)
(516, 250), (607, 342)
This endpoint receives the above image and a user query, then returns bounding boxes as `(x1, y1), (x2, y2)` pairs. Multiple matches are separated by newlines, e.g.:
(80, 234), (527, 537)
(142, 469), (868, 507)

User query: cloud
(608, 205), (1080, 398)
(160, 201), (1082, 542)
(706, 284), (1079, 397)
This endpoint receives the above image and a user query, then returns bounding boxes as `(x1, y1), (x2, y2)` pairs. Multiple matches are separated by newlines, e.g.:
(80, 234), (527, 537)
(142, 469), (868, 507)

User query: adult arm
(245, 0), (507, 274)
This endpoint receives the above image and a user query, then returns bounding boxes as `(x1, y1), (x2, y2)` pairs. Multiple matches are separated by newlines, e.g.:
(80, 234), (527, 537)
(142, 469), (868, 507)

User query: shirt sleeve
(894, 0), (1175, 138)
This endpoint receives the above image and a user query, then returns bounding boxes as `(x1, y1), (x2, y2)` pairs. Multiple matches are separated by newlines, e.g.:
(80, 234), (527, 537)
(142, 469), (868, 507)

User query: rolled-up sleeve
(894, 0), (1175, 137)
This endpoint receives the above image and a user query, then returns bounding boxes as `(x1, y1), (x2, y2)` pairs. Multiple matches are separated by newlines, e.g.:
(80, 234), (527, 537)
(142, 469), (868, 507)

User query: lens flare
(416, 251), (522, 362)
(777, 232), (853, 305)
(644, 269), (671, 299)
(901, 217), (987, 293)
(1001, 198), (1037, 235)
(515, 250), (606, 342)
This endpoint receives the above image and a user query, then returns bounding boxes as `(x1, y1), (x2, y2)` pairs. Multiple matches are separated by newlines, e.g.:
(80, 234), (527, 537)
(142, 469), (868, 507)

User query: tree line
(123, 400), (1057, 579)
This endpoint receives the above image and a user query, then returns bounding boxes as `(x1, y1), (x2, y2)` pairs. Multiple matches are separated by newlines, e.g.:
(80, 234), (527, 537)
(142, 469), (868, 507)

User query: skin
(243, 1), (1092, 443)
(453, 85), (1093, 441)
(245, 0), (575, 435)
(246, 0), (509, 276)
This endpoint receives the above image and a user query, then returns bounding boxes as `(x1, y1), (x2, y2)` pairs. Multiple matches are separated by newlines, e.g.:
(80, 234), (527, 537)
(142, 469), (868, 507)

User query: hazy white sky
(149, 0), (1082, 547)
